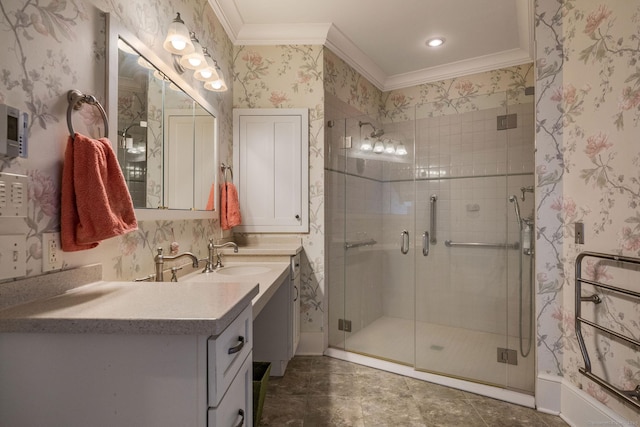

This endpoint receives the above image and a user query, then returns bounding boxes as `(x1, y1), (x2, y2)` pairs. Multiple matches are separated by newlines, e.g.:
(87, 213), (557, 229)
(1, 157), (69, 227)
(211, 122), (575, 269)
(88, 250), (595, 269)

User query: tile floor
(259, 356), (569, 427)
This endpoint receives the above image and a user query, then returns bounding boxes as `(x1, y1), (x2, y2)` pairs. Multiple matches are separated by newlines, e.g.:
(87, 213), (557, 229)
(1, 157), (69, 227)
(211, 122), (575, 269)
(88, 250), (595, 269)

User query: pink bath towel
(61, 133), (138, 251)
(220, 182), (241, 230)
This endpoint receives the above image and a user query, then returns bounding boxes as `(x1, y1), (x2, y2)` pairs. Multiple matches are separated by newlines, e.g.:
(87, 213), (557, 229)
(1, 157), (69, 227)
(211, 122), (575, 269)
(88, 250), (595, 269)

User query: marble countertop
(0, 280), (258, 336)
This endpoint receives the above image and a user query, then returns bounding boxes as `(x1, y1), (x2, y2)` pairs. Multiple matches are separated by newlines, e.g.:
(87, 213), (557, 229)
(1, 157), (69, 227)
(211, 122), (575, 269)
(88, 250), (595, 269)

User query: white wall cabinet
(0, 305), (253, 427)
(233, 109), (309, 233)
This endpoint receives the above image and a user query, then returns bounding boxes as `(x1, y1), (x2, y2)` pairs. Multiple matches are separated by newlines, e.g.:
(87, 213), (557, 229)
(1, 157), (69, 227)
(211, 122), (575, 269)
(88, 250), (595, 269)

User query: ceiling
(209, 0), (534, 91)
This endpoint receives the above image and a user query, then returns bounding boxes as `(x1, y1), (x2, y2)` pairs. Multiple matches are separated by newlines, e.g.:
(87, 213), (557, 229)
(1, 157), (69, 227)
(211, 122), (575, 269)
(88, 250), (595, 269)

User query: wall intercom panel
(0, 104), (28, 158)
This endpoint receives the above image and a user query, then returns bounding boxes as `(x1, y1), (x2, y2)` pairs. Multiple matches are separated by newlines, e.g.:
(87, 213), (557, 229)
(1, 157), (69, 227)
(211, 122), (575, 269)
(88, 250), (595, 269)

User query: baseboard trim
(536, 374), (635, 426)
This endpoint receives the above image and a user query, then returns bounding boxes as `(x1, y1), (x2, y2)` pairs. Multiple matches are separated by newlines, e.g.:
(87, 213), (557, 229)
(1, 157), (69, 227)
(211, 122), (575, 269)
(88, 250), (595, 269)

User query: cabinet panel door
(233, 109), (308, 232)
(208, 305), (253, 407)
(208, 353), (252, 427)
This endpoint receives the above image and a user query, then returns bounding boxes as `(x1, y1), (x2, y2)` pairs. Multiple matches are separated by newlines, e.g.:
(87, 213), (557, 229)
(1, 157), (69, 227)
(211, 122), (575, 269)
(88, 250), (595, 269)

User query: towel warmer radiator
(575, 251), (640, 411)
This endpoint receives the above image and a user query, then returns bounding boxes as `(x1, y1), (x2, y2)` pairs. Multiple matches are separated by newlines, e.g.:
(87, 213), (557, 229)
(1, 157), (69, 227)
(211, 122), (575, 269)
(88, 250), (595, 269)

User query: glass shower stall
(326, 89), (535, 396)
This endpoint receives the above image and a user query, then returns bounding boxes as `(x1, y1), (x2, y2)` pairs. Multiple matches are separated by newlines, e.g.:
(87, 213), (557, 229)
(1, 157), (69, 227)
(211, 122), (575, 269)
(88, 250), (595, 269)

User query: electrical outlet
(42, 232), (63, 271)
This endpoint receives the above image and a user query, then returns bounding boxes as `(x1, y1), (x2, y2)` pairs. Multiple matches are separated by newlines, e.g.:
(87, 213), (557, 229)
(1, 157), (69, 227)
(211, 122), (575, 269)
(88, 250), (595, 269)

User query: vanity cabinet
(0, 305), (253, 427)
(291, 253), (301, 356)
(252, 253), (301, 376)
(233, 109), (309, 233)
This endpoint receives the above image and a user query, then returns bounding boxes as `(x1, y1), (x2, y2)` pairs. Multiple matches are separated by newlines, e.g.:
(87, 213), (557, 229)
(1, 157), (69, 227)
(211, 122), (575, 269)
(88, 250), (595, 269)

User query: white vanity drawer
(208, 304), (253, 407)
(208, 353), (252, 427)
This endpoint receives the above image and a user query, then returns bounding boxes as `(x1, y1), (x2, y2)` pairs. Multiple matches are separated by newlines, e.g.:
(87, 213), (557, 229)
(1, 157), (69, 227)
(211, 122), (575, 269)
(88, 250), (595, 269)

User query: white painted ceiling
(209, 0), (533, 91)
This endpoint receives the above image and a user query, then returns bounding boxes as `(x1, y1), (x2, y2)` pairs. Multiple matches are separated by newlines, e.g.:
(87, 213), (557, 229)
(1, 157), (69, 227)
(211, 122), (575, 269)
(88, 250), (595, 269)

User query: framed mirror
(107, 15), (219, 218)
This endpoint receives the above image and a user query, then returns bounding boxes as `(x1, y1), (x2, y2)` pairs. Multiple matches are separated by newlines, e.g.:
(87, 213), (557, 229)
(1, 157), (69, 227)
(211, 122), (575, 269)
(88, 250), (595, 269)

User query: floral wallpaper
(536, 0), (640, 420)
(0, 0), (233, 282)
(232, 45), (326, 332)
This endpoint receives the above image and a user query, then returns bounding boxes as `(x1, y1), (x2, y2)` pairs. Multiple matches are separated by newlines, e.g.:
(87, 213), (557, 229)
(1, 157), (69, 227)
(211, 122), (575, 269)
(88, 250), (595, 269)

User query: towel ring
(67, 89), (109, 138)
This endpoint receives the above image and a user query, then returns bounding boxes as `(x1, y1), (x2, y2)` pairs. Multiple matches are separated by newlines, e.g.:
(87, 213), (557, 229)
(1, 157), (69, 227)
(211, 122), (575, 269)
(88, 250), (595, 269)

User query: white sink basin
(215, 265), (271, 276)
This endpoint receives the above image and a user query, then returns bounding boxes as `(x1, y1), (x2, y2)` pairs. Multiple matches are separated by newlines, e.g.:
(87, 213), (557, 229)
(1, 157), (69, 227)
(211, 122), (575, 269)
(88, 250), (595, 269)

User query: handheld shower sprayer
(509, 195), (523, 230)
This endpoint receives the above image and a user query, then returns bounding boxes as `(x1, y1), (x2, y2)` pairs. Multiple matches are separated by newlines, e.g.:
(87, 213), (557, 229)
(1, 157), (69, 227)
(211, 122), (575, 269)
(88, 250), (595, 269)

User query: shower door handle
(430, 195), (437, 244)
(400, 230), (409, 254)
(422, 231), (429, 256)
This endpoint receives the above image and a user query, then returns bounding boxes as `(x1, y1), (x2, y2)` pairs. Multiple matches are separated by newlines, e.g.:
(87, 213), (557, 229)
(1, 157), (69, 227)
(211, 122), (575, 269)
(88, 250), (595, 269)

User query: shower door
(327, 114), (416, 366)
(414, 91), (535, 393)
(326, 90), (535, 394)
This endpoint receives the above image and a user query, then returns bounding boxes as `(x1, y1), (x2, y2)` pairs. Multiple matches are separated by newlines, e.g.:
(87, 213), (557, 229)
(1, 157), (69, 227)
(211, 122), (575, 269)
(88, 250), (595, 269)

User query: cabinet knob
(295, 214), (300, 220)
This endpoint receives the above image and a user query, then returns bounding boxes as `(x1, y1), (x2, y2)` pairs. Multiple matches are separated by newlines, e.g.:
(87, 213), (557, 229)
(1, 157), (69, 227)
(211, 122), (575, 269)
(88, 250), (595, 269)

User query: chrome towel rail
(344, 239), (377, 250)
(575, 251), (640, 411)
(444, 240), (519, 250)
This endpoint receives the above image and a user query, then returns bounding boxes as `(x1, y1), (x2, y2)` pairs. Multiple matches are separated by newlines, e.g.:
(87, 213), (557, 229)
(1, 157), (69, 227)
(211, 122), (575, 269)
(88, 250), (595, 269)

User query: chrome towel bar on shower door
(344, 239), (377, 250)
(444, 240), (520, 250)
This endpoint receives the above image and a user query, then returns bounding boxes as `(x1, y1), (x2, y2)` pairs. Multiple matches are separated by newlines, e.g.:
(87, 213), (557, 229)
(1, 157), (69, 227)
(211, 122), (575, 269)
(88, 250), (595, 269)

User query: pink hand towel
(61, 133), (138, 251)
(220, 182), (241, 230)
(205, 183), (215, 211)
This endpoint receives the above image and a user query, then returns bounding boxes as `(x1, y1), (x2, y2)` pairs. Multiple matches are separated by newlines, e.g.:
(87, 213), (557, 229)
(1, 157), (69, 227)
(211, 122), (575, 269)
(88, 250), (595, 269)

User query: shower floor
(336, 315), (534, 393)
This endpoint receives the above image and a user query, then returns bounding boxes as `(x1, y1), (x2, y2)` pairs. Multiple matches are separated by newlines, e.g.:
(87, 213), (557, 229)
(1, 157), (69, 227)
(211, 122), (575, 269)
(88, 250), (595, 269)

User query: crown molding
(325, 24), (387, 90)
(235, 23), (332, 45)
(383, 48), (533, 91)
(208, 0), (535, 91)
(208, 0), (243, 41)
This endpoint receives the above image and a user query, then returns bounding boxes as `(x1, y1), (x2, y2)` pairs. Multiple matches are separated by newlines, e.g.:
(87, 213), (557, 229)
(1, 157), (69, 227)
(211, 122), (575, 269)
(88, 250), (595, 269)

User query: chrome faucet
(203, 239), (238, 272)
(154, 247), (199, 281)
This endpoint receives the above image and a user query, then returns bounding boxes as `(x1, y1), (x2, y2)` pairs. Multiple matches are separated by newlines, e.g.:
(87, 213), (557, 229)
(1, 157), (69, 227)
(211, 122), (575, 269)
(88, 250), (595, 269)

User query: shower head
(370, 127), (384, 138)
(359, 121), (384, 139)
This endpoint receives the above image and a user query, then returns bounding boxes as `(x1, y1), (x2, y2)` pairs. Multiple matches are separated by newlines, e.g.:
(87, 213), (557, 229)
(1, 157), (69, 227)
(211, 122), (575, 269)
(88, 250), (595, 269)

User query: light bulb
(194, 48), (219, 82)
(396, 143), (408, 156)
(384, 140), (395, 153)
(171, 39), (186, 51)
(163, 13), (195, 55)
(373, 140), (384, 153)
(361, 137), (373, 151)
(179, 33), (206, 70)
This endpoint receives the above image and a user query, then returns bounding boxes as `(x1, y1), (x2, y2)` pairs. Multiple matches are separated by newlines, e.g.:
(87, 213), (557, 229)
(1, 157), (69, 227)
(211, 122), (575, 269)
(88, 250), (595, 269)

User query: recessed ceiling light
(426, 37), (445, 48)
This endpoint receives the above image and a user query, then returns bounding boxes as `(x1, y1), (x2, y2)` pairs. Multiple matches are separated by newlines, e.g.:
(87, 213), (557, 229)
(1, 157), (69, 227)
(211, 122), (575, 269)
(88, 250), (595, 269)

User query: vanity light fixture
(137, 56), (155, 70)
(163, 13), (195, 54)
(426, 37), (445, 47)
(373, 140), (385, 154)
(163, 13), (229, 92)
(360, 137), (373, 151)
(204, 59), (228, 92)
(395, 142), (408, 156)
(193, 48), (220, 82)
(384, 140), (395, 154)
(178, 33), (206, 70)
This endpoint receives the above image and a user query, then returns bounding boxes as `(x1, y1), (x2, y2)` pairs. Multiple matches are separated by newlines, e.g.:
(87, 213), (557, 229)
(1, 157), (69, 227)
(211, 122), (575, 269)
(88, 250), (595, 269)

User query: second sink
(215, 265), (272, 276)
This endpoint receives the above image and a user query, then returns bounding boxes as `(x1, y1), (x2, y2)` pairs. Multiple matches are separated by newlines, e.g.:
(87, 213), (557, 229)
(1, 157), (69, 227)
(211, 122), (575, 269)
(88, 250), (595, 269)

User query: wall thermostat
(0, 104), (28, 158)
